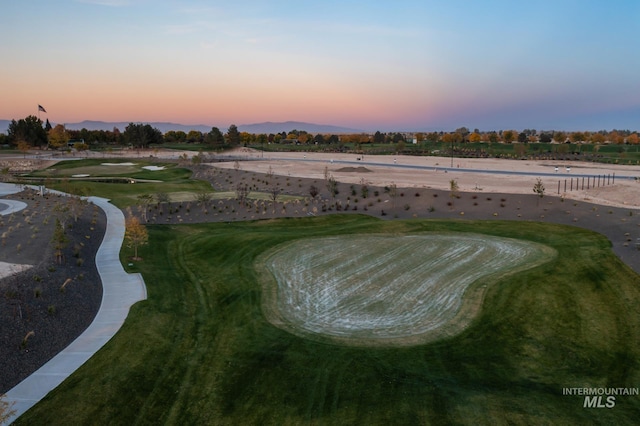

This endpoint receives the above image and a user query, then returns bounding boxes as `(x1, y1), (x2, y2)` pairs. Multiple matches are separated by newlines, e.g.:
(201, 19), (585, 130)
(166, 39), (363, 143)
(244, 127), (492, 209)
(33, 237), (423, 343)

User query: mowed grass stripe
(16, 216), (640, 425)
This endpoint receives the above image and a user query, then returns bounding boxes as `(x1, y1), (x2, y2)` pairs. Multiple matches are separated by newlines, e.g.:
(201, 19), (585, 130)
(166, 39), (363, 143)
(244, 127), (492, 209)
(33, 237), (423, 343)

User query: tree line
(2, 115), (638, 150)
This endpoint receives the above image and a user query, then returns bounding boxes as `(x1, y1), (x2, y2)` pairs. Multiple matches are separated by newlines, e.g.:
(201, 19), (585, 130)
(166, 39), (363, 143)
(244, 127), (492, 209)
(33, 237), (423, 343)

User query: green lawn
(26, 159), (213, 208)
(16, 216), (640, 425)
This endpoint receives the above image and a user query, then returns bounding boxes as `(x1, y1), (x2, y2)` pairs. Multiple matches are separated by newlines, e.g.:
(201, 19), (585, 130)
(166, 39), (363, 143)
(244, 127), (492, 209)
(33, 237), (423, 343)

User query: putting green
(259, 233), (556, 346)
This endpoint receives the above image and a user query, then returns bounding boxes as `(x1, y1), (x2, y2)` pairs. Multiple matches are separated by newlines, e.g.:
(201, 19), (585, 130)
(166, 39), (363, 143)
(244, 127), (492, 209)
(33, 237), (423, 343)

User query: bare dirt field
(213, 148), (640, 209)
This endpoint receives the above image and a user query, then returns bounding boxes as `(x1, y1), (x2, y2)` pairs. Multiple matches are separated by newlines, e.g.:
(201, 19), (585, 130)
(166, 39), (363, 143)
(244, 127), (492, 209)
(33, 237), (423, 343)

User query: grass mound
(259, 233), (555, 346)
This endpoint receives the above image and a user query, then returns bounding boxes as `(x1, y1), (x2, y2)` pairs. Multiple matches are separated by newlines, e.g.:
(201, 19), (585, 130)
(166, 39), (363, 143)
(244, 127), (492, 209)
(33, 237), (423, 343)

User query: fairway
(259, 233), (555, 346)
(15, 216), (640, 425)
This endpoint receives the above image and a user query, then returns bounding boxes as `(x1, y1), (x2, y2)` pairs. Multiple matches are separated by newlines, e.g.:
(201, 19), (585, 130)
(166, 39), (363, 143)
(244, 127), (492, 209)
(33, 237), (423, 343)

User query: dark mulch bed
(0, 189), (106, 393)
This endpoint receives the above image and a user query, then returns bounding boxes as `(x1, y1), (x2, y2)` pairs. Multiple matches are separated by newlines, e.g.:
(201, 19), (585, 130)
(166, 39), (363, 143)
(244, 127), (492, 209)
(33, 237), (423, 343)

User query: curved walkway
(1, 184), (147, 424)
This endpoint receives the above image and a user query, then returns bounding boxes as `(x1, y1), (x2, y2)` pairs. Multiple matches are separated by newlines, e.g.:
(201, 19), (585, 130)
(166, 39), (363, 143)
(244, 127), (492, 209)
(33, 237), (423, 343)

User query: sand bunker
(142, 166), (166, 171)
(101, 162), (136, 166)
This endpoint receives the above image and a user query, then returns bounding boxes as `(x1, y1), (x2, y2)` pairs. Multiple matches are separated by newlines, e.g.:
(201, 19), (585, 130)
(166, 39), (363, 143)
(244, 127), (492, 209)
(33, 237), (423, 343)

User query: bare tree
(136, 194), (154, 222)
(236, 183), (249, 206)
(388, 182), (398, 211)
(156, 191), (170, 214)
(326, 175), (339, 198)
(194, 191), (212, 208)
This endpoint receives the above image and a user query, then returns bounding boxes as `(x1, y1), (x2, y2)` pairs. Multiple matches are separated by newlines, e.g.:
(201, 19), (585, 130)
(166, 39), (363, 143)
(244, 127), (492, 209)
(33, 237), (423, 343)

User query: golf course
(5, 156), (640, 424)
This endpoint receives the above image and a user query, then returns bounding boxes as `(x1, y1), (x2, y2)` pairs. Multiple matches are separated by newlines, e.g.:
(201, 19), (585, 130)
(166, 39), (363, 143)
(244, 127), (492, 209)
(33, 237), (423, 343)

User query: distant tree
(124, 216), (148, 260)
(123, 123), (162, 148)
(468, 132), (481, 143)
(205, 127), (224, 146)
(44, 118), (52, 132)
(591, 133), (606, 145)
(539, 133), (552, 143)
(373, 130), (385, 144)
(518, 132), (528, 143)
(488, 132), (499, 143)
(502, 130), (515, 144)
(426, 132), (440, 143)
(186, 130), (203, 143)
(7, 115), (47, 147)
(255, 133), (267, 145)
(392, 133), (405, 144)
(48, 124), (68, 149)
(226, 124), (241, 146)
(455, 127), (470, 142)
(553, 131), (567, 144)
(313, 133), (325, 144)
(239, 131), (254, 145)
(326, 134), (339, 144)
(570, 132), (585, 144)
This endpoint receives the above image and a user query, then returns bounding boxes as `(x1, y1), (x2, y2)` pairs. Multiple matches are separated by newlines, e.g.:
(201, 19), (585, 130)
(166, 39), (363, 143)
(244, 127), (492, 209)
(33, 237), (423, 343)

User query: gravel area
(0, 189), (106, 393)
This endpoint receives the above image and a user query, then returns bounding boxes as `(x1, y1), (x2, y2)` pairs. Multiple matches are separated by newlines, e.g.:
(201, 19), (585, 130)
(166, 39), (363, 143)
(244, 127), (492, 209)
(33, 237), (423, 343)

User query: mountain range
(0, 120), (362, 135)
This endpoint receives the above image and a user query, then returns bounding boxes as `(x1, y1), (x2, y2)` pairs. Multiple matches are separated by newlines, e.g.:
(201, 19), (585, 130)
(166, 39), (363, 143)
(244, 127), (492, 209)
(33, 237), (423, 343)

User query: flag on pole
(38, 104), (47, 113)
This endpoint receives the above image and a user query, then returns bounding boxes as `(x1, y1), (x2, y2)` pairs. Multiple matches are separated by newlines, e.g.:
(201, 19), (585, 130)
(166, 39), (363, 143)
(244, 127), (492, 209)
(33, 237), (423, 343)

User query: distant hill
(63, 120), (214, 134)
(0, 120), (10, 134)
(238, 121), (362, 134)
(0, 119), (362, 135)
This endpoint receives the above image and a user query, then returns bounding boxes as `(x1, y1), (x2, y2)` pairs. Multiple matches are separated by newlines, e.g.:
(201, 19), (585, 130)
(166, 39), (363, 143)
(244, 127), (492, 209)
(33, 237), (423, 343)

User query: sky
(1, 0), (639, 132)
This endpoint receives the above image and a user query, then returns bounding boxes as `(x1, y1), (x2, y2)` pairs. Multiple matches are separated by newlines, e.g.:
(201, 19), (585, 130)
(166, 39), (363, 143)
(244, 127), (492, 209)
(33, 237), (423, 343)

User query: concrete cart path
(2, 185), (147, 424)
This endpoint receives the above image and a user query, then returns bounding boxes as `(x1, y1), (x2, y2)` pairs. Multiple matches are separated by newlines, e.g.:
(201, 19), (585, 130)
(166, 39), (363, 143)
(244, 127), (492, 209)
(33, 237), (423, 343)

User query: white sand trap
(142, 165), (166, 171)
(72, 174), (91, 177)
(101, 162), (136, 166)
(0, 200), (28, 215)
(259, 233), (555, 346)
(0, 261), (32, 280)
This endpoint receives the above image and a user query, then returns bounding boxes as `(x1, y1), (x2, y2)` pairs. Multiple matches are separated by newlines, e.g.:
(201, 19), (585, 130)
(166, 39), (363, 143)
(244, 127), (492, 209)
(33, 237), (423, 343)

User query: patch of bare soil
(0, 189), (106, 393)
(335, 166), (372, 173)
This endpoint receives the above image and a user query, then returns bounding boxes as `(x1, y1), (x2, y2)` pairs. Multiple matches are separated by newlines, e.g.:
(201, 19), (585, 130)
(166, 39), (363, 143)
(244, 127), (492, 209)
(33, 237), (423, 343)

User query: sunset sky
(2, 0), (639, 132)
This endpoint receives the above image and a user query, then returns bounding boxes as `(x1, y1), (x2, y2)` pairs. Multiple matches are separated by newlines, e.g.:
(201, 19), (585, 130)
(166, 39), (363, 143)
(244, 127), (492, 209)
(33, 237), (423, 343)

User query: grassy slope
(16, 216), (640, 425)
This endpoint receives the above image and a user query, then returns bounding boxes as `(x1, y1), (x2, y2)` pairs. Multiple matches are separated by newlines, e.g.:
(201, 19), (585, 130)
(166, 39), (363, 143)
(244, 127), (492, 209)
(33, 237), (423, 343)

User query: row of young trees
(3, 115), (638, 149)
